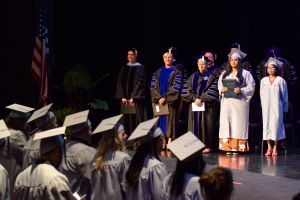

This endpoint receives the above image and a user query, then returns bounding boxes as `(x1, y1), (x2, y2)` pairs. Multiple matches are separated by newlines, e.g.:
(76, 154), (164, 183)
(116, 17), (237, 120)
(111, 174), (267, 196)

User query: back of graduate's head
(94, 123), (127, 171)
(36, 127), (66, 168)
(126, 119), (162, 189)
(5, 103), (34, 133)
(35, 111), (58, 131)
(200, 166), (233, 200)
(168, 132), (206, 196)
(40, 136), (64, 168)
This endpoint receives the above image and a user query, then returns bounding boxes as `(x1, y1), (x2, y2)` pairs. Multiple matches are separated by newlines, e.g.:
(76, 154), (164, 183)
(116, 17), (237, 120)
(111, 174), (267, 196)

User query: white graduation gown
(218, 69), (255, 139)
(90, 151), (131, 200)
(162, 173), (203, 200)
(13, 162), (74, 200)
(124, 155), (168, 200)
(260, 76), (288, 140)
(0, 164), (10, 200)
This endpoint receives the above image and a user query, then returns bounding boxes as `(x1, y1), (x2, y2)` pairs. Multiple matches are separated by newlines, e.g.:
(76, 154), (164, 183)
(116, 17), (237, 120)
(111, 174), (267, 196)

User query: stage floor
(162, 150), (300, 200)
(129, 149), (300, 199)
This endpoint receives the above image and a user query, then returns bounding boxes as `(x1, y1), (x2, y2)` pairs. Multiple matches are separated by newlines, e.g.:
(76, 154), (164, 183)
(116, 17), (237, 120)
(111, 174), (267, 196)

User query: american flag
(31, 8), (49, 106)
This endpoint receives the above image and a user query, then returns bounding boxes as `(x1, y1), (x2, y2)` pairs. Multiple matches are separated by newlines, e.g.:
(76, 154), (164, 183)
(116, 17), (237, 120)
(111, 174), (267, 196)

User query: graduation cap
(127, 117), (161, 143)
(63, 110), (90, 134)
(167, 131), (205, 161)
(264, 57), (283, 67)
(0, 119), (11, 145)
(33, 126), (66, 155)
(196, 55), (210, 63)
(92, 114), (123, 139)
(27, 103), (53, 124)
(6, 103), (34, 119)
(228, 49), (247, 60)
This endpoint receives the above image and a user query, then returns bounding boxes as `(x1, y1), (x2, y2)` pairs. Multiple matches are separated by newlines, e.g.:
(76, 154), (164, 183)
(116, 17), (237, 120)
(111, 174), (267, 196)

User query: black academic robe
(181, 70), (219, 148)
(115, 63), (147, 134)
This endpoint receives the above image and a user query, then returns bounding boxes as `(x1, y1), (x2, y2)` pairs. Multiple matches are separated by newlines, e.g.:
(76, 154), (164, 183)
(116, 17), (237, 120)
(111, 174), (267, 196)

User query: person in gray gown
(0, 120), (11, 200)
(1, 104), (34, 198)
(4, 103), (34, 166)
(90, 114), (131, 200)
(124, 118), (168, 200)
(162, 132), (206, 200)
(13, 127), (75, 200)
(22, 104), (58, 169)
(60, 110), (96, 199)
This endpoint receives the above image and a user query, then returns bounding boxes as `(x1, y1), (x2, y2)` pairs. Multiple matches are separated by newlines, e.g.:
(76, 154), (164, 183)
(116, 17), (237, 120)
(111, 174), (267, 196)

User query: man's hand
(121, 98), (128, 106)
(129, 98), (135, 106)
(159, 98), (166, 105)
(194, 98), (202, 106)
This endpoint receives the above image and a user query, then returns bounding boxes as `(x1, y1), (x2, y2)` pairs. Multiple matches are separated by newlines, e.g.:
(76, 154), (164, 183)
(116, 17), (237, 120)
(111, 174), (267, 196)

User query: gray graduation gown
(59, 140), (96, 196)
(0, 164), (10, 200)
(13, 162), (74, 200)
(162, 173), (203, 200)
(124, 155), (168, 200)
(22, 136), (41, 170)
(90, 151), (131, 200)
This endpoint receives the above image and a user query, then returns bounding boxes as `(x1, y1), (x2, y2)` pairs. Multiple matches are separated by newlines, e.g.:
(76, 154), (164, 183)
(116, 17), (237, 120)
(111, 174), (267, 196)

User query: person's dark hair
(203, 49), (217, 59)
(169, 153), (206, 197)
(230, 42), (241, 49)
(128, 47), (137, 54)
(222, 59), (244, 83)
(200, 166), (233, 200)
(266, 46), (281, 58)
(5, 117), (29, 137)
(125, 137), (160, 189)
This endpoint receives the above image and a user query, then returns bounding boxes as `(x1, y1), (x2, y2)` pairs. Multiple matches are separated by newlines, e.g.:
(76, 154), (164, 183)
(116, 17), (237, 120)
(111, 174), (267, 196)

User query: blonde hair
(95, 132), (126, 171)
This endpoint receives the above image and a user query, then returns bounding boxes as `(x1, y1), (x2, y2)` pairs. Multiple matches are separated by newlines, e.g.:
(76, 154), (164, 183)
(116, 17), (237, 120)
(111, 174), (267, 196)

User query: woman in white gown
(260, 57), (288, 156)
(218, 49), (255, 155)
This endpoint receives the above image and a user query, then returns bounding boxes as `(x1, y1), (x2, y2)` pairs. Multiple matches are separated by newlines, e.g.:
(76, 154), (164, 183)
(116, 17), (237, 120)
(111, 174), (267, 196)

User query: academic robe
(7, 129), (27, 167)
(59, 139), (96, 197)
(0, 164), (10, 200)
(162, 173), (203, 200)
(260, 76), (288, 141)
(181, 70), (219, 148)
(22, 136), (40, 170)
(218, 70), (255, 152)
(13, 162), (74, 200)
(90, 151), (131, 200)
(115, 62), (147, 134)
(150, 67), (182, 138)
(123, 155), (168, 200)
(0, 138), (22, 198)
